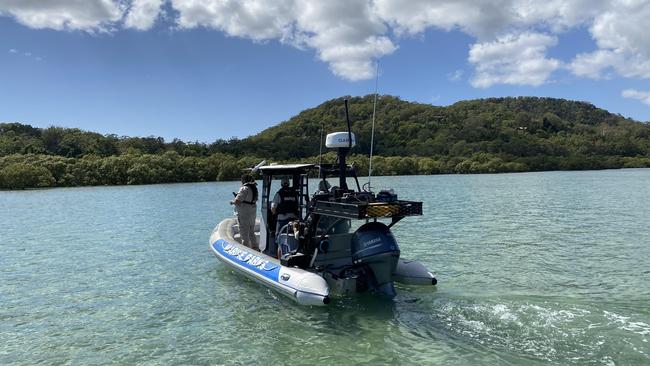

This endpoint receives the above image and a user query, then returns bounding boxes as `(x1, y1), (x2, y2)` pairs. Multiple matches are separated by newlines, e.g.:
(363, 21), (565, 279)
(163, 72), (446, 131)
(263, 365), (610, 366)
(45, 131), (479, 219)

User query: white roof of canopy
(257, 164), (316, 174)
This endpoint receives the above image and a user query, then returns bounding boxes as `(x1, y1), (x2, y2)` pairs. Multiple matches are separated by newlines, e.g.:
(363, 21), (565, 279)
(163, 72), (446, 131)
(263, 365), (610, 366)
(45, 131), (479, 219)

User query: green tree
(0, 163), (55, 189)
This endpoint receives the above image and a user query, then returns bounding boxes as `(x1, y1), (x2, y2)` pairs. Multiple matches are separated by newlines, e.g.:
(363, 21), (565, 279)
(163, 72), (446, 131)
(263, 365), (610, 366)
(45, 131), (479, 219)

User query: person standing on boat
(230, 174), (259, 251)
(267, 177), (299, 257)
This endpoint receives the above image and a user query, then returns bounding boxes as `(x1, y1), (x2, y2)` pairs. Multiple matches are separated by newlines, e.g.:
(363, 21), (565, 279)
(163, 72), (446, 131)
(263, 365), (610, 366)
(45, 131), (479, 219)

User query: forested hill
(225, 95), (650, 159)
(2, 95), (650, 189)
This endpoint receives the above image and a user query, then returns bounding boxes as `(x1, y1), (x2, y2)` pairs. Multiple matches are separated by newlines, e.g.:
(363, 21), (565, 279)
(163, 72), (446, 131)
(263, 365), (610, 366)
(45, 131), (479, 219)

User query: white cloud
(171, 0), (295, 40)
(569, 49), (620, 79)
(622, 89), (650, 106)
(374, 0), (513, 39)
(6, 46), (43, 59)
(124, 0), (163, 30)
(171, 0), (396, 81)
(293, 1), (396, 80)
(469, 32), (560, 88)
(510, 0), (609, 32)
(568, 1), (650, 79)
(591, 2), (650, 57)
(0, 0), (124, 31)
(448, 69), (463, 82)
(0, 0), (648, 85)
(570, 51), (650, 81)
(0, 0), (162, 32)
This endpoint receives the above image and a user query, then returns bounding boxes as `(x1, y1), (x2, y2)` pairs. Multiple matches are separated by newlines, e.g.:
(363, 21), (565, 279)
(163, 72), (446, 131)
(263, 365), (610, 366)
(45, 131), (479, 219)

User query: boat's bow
(210, 218), (330, 306)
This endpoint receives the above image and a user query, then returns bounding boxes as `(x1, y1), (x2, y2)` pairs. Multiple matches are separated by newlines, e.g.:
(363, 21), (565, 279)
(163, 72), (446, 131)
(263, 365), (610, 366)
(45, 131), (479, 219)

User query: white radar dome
(325, 132), (356, 149)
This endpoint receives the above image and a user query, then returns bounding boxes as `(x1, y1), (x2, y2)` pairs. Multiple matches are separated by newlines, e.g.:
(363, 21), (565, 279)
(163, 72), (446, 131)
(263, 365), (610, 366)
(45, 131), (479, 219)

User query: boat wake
(394, 294), (650, 364)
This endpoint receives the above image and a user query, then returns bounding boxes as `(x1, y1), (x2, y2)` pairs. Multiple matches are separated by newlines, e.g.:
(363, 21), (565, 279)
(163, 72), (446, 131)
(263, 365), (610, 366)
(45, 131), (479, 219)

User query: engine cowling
(351, 222), (400, 296)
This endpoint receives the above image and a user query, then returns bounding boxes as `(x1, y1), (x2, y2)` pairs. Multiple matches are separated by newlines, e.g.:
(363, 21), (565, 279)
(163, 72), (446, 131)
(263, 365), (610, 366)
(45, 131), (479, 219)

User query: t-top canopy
(258, 164), (316, 175)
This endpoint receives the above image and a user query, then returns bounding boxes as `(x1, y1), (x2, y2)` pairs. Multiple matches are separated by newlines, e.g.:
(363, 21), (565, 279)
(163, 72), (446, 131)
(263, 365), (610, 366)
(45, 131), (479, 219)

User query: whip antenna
(367, 62), (379, 189)
(344, 99), (352, 148)
(318, 120), (324, 178)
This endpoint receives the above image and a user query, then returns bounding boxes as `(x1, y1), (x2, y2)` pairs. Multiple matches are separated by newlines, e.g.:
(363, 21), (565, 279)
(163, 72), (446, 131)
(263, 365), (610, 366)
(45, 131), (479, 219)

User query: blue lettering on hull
(212, 239), (280, 282)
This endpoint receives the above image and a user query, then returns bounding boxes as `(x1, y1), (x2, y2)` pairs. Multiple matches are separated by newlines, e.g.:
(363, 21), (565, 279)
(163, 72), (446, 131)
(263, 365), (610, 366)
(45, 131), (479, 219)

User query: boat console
(256, 122), (429, 297)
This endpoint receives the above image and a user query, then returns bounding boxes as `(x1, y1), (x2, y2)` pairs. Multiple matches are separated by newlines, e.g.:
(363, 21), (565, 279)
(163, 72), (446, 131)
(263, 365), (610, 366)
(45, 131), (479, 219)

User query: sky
(1, 0), (649, 142)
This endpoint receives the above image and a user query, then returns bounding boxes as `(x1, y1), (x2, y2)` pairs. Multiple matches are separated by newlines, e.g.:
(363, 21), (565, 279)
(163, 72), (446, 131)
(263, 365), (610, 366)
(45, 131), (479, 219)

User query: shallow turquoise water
(1, 169), (649, 365)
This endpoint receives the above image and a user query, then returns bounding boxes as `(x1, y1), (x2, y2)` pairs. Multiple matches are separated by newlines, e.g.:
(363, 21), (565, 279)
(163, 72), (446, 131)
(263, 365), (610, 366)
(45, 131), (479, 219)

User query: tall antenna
(318, 120), (324, 178)
(344, 99), (352, 148)
(368, 62), (379, 189)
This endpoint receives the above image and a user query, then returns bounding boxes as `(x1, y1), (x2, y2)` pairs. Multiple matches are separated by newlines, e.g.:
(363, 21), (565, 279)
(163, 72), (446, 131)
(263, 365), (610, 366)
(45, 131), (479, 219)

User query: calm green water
(1, 170), (649, 365)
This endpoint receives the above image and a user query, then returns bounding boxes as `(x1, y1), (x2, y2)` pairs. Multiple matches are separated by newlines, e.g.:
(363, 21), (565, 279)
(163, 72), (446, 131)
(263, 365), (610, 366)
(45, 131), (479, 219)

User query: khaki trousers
(237, 213), (258, 250)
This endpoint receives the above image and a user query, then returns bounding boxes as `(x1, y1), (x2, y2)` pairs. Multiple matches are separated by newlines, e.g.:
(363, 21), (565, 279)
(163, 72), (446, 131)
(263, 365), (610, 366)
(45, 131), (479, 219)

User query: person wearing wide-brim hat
(230, 174), (259, 251)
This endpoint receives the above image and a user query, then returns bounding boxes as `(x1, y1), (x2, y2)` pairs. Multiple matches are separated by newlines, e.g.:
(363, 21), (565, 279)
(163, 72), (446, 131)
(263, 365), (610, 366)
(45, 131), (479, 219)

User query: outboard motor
(351, 222), (400, 297)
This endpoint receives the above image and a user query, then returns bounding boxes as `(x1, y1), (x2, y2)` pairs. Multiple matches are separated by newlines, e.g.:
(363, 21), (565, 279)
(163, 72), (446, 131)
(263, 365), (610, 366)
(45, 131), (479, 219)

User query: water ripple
(2, 170), (650, 365)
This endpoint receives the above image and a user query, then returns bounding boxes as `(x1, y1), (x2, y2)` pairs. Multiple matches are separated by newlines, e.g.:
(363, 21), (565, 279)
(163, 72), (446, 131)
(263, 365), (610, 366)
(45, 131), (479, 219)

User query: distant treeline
(2, 151), (649, 190)
(2, 95), (650, 190)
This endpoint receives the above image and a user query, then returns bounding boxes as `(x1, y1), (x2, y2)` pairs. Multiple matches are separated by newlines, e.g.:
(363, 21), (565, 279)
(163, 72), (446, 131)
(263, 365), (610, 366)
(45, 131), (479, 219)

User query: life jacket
(276, 187), (299, 214)
(242, 182), (258, 205)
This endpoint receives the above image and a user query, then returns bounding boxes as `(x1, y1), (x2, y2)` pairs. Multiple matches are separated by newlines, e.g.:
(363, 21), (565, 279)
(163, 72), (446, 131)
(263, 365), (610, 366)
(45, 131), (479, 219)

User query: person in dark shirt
(266, 177), (299, 257)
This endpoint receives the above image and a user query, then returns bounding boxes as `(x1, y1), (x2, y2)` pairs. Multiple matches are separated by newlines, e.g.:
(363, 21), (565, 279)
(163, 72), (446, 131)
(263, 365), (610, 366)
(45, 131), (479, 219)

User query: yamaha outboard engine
(351, 222), (400, 297)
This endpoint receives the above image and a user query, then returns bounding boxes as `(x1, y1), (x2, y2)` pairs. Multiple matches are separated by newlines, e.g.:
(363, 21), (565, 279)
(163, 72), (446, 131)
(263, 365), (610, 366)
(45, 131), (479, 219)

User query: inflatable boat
(210, 100), (437, 306)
